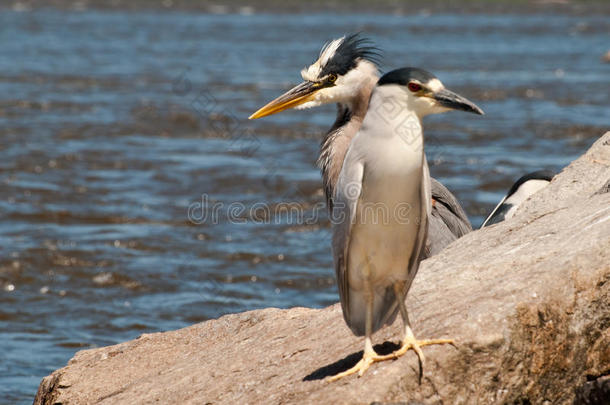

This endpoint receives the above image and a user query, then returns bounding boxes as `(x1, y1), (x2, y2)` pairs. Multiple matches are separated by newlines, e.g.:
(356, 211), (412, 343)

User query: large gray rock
(35, 133), (610, 405)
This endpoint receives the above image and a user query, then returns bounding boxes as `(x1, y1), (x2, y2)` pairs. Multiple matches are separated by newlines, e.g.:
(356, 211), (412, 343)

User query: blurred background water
(0, 4), (608, 402)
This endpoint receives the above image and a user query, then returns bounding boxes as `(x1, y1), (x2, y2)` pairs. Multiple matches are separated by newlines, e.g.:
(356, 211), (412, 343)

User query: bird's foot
(376, 336), (454, 361)
(326, 350), (387, 382)
(376, 334), (455, 380)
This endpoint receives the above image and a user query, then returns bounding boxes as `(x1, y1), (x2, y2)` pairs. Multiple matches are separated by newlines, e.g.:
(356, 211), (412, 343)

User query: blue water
(0, 8), (608, 403)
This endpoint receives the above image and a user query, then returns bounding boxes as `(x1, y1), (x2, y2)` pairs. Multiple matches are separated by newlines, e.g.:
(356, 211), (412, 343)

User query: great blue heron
(481, 169), (554, 228)
(249, 34), (472, 258)
(327, 67), (484, 380)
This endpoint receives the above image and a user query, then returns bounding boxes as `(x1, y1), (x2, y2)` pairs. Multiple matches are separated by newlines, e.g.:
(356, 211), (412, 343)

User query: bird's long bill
(433, 88), (485, 115)
(249, 81), (320, 119)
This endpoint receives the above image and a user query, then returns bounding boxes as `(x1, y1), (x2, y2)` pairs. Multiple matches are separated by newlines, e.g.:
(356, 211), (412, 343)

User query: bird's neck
(344, 76), (376, 124)
(318, 76), (377, 210)
(365, 87), (424, 145)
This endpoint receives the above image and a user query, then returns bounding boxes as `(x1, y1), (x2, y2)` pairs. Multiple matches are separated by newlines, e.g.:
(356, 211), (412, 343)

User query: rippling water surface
(0, 8), (608, 402)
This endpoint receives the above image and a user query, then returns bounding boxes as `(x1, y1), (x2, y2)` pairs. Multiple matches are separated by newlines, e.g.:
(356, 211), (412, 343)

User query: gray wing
(404, 157), (432, 294)
(430, 177), (472, 237)
(331, 159), (364, 323)
(424, 177), (472, 257)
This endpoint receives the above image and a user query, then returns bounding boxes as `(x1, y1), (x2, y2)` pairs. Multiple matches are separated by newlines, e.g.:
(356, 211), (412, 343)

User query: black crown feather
(319, 33), (381, 77)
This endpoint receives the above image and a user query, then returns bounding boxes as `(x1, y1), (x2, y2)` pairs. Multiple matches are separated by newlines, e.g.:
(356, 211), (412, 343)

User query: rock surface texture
(35, 133), (610, 405)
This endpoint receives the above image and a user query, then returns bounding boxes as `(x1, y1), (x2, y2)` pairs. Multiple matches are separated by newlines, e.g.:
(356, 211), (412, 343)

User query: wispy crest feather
(302, 33), (381, 82)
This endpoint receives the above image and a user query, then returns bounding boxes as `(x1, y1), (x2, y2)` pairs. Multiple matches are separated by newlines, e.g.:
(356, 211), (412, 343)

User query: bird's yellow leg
(328, 270), (390, 382)
(375, 283), (454, 378)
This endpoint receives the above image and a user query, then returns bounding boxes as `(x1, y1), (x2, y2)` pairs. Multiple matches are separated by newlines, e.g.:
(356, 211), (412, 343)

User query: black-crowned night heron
(249, 34), (472, 259)
(327, 67), (483, 380)
(481, 169), (554, 228)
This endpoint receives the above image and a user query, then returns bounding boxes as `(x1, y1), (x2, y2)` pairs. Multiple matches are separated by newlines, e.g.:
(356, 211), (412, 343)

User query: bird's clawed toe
(376, 335), (455, 380)
(326, 350), (387, 382)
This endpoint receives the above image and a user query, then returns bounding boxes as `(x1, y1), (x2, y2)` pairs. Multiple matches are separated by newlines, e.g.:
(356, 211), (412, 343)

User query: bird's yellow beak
(249, 81), (322, 119)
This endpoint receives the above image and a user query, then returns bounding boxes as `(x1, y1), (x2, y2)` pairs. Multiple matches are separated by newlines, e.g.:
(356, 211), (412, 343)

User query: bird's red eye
(408, 82), (422, 92)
